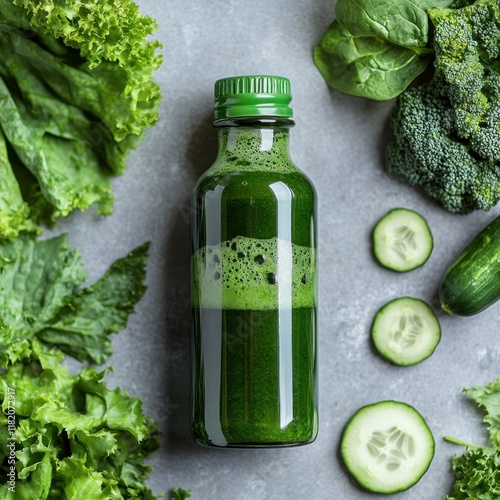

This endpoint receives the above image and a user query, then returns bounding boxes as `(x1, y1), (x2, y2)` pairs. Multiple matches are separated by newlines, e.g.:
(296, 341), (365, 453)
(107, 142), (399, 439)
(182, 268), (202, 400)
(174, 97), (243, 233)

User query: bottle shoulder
(193, 162), (316, 200)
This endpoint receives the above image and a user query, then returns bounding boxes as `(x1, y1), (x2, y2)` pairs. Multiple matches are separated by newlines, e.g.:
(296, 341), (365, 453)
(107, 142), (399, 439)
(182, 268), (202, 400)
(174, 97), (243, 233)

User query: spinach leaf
(314, 0), (453, 100)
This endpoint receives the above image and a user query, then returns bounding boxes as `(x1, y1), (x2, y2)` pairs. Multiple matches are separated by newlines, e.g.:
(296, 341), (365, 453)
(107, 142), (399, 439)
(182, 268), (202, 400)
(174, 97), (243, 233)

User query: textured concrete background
(54, 0), (500, 498)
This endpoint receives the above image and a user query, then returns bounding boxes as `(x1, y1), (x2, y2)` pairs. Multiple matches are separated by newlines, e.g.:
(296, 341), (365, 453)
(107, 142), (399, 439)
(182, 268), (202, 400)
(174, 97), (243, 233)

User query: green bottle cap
(214, 75), (293, 120)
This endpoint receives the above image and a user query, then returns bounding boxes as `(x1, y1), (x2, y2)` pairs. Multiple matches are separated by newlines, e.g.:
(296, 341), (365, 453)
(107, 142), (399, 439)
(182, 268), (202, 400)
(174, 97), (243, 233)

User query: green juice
(193, 307), (316, 446)
(192, 127), (317, 447)
(191, 76), (317, 448)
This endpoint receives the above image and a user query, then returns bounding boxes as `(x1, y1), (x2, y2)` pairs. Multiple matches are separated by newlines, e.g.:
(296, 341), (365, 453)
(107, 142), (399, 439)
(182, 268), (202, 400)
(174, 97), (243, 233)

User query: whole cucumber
(440, 215), (500, 316)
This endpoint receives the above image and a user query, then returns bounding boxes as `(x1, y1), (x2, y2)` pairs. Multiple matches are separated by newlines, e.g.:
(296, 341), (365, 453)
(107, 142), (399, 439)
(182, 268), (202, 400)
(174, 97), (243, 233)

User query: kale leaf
(0, 235), (149, 367)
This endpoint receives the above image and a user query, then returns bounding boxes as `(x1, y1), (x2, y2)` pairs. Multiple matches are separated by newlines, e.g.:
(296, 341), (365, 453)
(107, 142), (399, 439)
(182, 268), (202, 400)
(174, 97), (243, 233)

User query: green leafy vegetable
(387, 0), (500, 213)
(0, 0), (162, 237)
(0, 234), (149, 367)
(446, 378), (500, 499)
(314, 0), (453, 100)
(465, 378), (500, 449)
(171, 488), (192, 500)
(0, 236), (168, 498)
(0, 129), (36, 239)
(448, 449), (500, 499)
(0, 341), (159, 499)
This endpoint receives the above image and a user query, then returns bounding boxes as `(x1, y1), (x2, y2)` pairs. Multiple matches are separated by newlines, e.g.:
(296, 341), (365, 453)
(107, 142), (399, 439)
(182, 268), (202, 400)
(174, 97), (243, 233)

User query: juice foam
(192, 235), (316, 310)
(210, 128), (298, 175)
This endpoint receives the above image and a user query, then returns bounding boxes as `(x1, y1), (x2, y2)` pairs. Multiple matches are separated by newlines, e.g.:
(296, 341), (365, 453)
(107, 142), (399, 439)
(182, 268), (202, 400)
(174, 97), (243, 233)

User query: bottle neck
(214, 118), (294, 162)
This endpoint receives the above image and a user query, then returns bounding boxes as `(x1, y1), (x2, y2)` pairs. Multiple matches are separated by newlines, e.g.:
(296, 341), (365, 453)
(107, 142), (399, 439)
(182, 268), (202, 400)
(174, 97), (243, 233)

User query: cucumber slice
(340, 401), (435, 494)
(373, 208), (433, 272)
(371, 297), (441, 366)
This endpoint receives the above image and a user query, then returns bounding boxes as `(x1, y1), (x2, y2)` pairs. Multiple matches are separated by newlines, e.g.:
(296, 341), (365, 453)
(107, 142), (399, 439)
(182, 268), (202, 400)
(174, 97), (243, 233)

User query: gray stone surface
(53, 0), (500, 498)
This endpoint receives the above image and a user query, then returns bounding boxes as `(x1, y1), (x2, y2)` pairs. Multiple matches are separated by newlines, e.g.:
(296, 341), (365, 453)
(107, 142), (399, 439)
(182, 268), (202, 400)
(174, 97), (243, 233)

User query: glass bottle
(191, 75), (317, 447)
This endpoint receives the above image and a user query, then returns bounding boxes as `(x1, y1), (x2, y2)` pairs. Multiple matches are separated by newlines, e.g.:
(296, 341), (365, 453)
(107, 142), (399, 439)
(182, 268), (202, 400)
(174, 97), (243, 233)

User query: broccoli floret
(387, 0), (500, 213)
(431, 0), (500, 160)
(387, 77), (500, 213)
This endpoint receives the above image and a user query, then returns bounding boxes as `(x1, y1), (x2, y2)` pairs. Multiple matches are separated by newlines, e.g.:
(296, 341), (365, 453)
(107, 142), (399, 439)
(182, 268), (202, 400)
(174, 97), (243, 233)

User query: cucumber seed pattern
(389, 312), (424, 352)
(392, 226), (417, 260)
(367, 426), (416, 471)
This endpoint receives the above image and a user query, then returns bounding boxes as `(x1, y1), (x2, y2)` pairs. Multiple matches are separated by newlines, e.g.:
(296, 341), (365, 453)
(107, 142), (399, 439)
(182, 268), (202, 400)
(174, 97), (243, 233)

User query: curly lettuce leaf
(0, 234), (149, 367)
(11, 0), (162, 69)
(447, 378), (500, 498)
(465, 378), (500, 449)
(0, 342), (159, 499)
(447, 449), (500, 499)
(8, 0), (163, 143)
(0, 0), (162, 236)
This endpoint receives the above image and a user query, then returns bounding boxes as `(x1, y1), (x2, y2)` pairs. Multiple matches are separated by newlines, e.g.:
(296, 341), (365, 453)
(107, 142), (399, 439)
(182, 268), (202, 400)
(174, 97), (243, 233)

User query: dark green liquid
(192, 308), (317, 446)
(191, 127), (317, 447)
